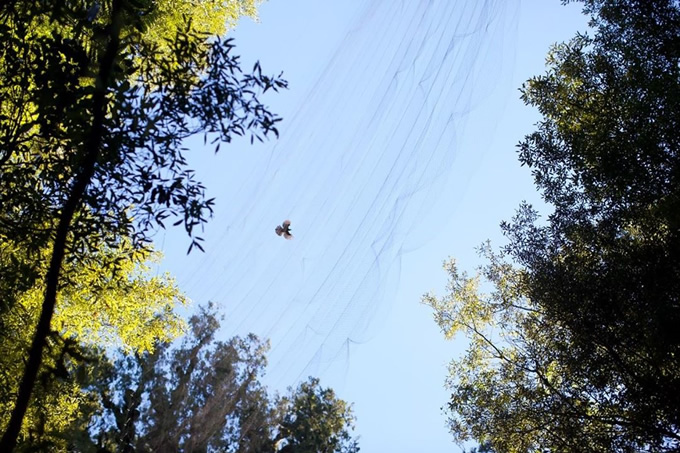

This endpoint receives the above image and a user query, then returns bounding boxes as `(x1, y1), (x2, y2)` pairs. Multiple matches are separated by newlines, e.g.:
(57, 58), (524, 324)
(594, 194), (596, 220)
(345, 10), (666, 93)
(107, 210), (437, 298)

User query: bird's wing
(283, 232), (293, 240)
(282, 220), (291, 228)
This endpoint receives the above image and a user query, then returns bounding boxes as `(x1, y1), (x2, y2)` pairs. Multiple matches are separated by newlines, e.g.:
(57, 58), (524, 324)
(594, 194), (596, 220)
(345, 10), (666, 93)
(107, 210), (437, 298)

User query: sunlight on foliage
(144, 0), (263, 50)
(21, 243), (186, 353)
(0, 240), (186, 446)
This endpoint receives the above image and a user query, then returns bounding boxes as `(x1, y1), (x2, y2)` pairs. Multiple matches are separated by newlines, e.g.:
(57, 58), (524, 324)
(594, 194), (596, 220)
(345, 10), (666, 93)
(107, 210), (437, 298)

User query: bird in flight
(275, 220), (293, 239)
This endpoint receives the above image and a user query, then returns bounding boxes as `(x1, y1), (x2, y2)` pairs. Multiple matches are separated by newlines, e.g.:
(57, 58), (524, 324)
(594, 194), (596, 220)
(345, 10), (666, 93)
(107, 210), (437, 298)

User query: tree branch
(0, 2), (124, 449)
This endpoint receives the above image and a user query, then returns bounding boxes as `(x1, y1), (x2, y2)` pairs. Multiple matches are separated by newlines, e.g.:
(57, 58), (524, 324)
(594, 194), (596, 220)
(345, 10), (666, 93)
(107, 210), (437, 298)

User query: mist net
(167, 0), (520, 386)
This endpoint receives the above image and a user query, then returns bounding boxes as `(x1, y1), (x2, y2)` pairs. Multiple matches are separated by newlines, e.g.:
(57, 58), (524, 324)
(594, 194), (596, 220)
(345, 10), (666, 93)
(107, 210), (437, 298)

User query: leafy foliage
(425, 0), (680, 451)
(0, 0), (285, 449)
(0, 0), (286, 261)
(275, 378), (359, 453)
(0, 243), (185, 450)
(141, 0), (264, 53)
(85, 305), (359, 453)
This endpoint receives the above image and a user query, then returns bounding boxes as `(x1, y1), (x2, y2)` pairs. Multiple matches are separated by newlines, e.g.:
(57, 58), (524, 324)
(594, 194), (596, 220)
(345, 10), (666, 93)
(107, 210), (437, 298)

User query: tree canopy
(0, 0), (286, 449)
(84, 305), (360, 453)
(425, 0), (680, 451)
(0, 242), (185, 450)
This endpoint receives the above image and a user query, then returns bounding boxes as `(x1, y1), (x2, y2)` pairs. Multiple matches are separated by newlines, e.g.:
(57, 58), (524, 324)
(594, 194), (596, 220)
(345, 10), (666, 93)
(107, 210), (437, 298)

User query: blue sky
(159, 1), (590, 451)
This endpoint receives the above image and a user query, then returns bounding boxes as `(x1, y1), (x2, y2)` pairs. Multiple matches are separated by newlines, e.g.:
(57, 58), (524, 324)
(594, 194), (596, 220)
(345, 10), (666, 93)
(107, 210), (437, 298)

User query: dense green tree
(85, 305), (359, 453)
(274, 378), (359, 453)
(0, 240), (186, 451)
(425, 0), (680, 451)
(466, 443), (496, 453)
(425, 249), (656, 452)
(0, 0), (285, 449)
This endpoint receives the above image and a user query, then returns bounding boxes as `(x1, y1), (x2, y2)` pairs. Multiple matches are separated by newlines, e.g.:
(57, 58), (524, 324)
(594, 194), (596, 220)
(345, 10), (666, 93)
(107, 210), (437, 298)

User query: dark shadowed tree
(425, 0), (680, 451)
(85, 304), (359, 453)
(274, 377), (359, 453)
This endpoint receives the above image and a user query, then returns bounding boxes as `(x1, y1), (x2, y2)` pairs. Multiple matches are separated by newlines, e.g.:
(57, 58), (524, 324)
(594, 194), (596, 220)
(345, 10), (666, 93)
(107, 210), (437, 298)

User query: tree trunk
(0, 3), (124, 449)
